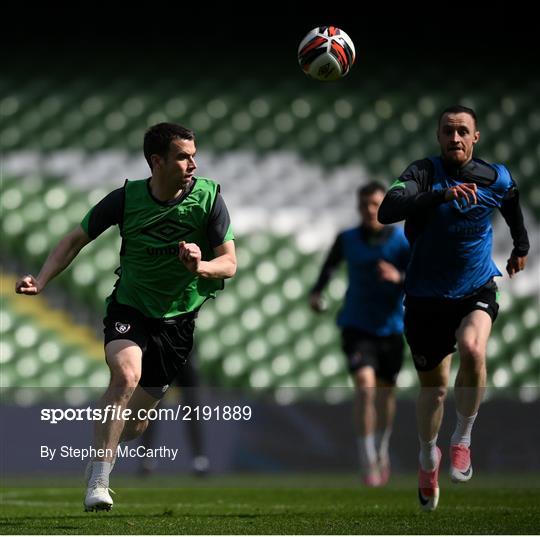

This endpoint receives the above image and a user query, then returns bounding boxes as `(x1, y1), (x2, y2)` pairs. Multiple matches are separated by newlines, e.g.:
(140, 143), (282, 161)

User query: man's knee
(433, 385), (448, 404)
(354, 367), (376, 401)
(105, 340), (142, 391)
(356, 386), (376, 406)
(110, 368), (141, 390)
(459, 339), (487, 371)
(419, 383), (447, 403)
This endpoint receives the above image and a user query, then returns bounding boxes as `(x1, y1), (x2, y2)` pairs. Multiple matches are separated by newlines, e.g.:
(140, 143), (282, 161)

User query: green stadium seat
(271, 353), (294, 378)
(222, 352), (250, 381)
(15, 353), (42, 380)
(218, 321), (243, 348)
(249, 365), (273, 389)
(63, 353), (91, 379)
(318, 353), (342, 378)
(37, 340), (63, 364)
(0, 339), (15, 365)
(245, 337), (270, 363)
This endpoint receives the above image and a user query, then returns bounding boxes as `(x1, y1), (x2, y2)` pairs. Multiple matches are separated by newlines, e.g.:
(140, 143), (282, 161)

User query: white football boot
(84, 479), (114, 512)
(84, 456), (117, 512)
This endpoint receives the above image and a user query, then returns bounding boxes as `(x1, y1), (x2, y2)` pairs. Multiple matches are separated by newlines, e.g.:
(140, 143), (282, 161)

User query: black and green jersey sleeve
(311, 233), (344, 293)
(378, 159), (446, 224)
(207, 193), (234, 247)
(80, 187), (124, 239)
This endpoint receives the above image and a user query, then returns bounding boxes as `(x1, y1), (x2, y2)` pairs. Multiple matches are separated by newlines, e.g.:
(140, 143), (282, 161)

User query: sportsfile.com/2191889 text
(40, 405), (253, 424)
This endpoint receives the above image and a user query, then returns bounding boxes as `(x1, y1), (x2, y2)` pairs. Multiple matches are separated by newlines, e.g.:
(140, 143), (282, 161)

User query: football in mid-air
(297, 26), (355, 81)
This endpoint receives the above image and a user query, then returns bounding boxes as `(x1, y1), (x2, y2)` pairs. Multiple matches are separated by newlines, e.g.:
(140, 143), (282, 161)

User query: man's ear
(151, 154), (162, 170)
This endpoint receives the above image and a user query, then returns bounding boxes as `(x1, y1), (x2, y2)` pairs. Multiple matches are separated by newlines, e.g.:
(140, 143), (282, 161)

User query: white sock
(418, 435), (438, 471)
(89, 461), (111, 487)
(357, 434), (377, 469)
(451, 411), (477, 447)
(376, 427), (392, 463)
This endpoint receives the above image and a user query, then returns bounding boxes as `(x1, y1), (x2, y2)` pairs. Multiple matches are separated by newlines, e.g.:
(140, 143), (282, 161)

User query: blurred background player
(309, 182), (410, 486)
(138, 347), (210, 477)
(378, 105), (530, 511)
(15, 123), (236, 511)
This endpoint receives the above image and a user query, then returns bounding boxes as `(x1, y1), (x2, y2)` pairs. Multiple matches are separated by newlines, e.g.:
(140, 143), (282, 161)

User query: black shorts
(341, 328), (404, 385)
(103, 300), (197, 399)
(404, 280), (499, 372)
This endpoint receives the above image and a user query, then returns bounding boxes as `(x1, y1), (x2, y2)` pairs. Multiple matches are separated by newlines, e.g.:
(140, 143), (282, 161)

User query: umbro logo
(318, 63), (335, 78)
(115, 322), (131, 334)
(141, 218), (195, 243)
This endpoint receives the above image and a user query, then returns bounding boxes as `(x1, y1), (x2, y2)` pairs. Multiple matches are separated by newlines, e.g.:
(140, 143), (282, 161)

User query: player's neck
(441, 155), (473, 171)
(149, 176), (186, 202)
(361, 222), (384, 234)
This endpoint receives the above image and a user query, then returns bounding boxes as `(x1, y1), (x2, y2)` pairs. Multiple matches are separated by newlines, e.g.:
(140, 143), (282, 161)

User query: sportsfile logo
(41, 404), (253, 424)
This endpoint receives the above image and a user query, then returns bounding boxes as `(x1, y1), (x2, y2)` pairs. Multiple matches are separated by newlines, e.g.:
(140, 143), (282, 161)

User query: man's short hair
(143, 123), (195, 170)
(438, 105), (478, 129)
(358, 181), (386, 198)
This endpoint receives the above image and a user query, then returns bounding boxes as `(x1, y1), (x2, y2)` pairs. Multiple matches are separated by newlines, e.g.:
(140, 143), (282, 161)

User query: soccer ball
(298, 26), (356, 81)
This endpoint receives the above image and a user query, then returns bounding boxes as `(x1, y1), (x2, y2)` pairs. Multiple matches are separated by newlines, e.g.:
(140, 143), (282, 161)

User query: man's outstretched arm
(309, 234), (344, 313)
(15, 225), (91, 295)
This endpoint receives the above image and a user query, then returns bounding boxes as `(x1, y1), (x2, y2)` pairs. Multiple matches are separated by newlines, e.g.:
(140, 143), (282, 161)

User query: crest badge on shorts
(115, 322), (131, 334)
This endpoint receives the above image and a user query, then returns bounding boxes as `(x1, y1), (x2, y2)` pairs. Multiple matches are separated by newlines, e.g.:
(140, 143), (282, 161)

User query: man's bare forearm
(196, 254), (236, 279)
(36, 227), (90, 288)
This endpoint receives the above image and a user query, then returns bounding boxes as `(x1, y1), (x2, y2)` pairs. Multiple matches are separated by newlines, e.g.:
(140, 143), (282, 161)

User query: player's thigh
(341, 328), (377, 374)
(455, 309), (492, 360)
(139, 315), (196, 399)
(376, 334), (405, 386)
(352, 365), (377, 389)
(103, 300), (148, 383)
(404, 299), (459, 372)
(105, 339), (143, 382)
(175, 355), (199, 389)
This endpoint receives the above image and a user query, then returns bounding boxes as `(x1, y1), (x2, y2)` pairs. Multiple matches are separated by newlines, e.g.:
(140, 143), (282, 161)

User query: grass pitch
(1, 473), (539, 534)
